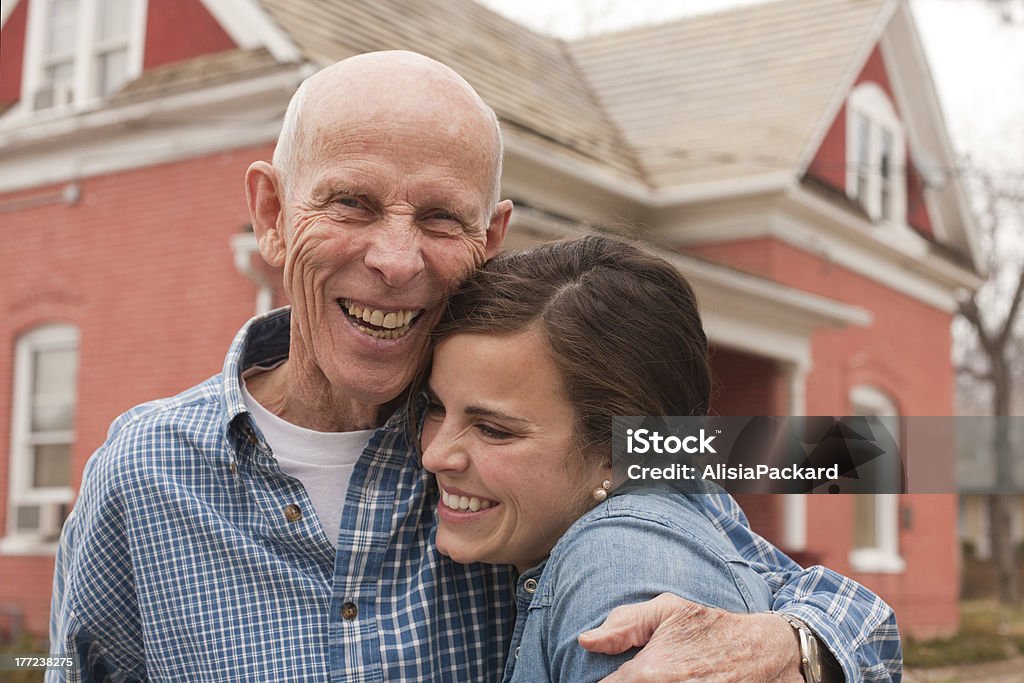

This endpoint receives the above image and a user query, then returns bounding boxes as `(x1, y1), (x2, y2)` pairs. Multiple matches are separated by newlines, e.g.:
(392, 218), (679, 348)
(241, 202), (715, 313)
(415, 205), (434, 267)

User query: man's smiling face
(250, 52), (510, 416)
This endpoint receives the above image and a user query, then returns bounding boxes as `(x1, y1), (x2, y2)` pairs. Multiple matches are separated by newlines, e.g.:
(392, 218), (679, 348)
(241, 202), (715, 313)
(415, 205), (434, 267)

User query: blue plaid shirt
(49, 309), (901, 682)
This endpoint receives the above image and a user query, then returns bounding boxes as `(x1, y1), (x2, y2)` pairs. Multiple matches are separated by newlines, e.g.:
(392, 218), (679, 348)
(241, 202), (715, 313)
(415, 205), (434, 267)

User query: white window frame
(846, 83), (907, 226)
(19, 0), (148, 117)
(848, 385), (905, 573)
(2, 323), (79, 554)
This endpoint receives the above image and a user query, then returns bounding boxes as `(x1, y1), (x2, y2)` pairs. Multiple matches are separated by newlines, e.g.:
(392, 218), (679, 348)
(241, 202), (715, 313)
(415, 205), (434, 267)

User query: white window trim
(846, 82), (907, 226)
(782, 361), (810, 552)
(17, 0), (148, 121)
(848, 385), (906, 574)
(1, 323), (79, 555)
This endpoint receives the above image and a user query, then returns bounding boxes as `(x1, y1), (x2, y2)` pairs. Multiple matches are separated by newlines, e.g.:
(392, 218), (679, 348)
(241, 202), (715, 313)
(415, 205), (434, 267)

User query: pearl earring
(592, 479), (612, 502)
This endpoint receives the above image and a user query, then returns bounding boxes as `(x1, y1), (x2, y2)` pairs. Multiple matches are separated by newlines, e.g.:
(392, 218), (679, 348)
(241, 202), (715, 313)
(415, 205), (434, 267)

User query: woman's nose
(421, 422), (470, 474)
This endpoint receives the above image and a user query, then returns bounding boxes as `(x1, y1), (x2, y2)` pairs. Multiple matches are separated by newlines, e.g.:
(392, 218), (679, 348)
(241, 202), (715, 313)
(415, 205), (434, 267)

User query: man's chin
(330, 370), (418, 413)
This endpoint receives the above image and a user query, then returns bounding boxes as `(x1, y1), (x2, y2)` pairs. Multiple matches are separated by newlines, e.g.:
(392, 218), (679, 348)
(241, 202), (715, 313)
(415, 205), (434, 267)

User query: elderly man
(49, 52), (900, 682)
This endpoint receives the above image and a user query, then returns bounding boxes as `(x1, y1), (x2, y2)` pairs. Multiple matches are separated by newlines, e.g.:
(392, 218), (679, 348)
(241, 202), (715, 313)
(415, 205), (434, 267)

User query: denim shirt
(503, 493), (774, 683)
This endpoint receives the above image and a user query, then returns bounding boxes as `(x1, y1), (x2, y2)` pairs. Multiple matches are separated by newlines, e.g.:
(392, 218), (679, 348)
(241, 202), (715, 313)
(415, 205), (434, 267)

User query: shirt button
(341, 602), (358, 620)
(514, 646), (520, 659)
(283, 504), (302, 522)
(245, 427), (259, 445)
(524, 578), (538, 594)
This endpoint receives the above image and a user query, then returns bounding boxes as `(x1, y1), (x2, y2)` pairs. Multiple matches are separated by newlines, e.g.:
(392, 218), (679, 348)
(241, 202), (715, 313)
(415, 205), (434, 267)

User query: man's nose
(364, 216), (426, 289)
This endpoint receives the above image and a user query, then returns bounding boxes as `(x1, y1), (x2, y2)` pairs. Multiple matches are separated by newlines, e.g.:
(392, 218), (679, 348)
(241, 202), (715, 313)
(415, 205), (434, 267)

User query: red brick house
(0, 0), (980, 641)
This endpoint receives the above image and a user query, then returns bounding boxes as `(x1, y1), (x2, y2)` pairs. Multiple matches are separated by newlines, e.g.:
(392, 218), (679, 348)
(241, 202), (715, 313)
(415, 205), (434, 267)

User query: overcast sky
(476, 0), (1024, 176)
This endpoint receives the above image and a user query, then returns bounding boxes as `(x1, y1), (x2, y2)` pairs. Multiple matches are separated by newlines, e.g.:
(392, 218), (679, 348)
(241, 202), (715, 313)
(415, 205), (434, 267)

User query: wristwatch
(779, 614), (824, 683)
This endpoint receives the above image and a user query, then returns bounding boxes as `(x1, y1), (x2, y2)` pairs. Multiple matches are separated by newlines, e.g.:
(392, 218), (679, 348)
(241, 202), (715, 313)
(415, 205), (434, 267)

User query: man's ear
(484, 199), (513, 259)
(245, 161), (287, 268)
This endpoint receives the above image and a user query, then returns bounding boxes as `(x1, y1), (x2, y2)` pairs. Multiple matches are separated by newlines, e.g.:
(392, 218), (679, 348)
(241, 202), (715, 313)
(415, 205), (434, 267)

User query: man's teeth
(441, 488), (495, 512)
(343, 300), (422, 339)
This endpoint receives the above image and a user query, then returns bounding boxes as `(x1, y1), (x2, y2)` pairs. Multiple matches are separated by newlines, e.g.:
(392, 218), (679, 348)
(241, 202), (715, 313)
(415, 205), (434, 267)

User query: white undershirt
(241, 379), (373, 549)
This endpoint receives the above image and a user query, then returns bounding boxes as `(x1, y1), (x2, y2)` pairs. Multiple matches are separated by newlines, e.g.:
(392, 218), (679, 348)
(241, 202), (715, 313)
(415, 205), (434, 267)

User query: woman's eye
(475, 423), (515, 440)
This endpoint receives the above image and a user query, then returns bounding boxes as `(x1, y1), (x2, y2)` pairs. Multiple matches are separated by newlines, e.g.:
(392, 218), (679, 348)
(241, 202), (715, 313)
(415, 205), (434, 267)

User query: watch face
(806, 635), (824, 682)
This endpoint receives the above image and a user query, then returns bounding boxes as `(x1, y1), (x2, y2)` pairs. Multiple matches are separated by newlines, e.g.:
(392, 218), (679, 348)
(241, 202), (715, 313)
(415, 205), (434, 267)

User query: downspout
(230, 232), (274, 316)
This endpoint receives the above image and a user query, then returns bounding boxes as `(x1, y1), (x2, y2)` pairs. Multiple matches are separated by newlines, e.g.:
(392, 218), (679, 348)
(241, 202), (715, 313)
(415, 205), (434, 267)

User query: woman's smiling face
(420, 329), (606, 573)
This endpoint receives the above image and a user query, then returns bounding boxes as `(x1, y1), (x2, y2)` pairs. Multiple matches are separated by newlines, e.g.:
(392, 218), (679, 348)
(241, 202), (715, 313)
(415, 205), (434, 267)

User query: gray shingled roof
(110, 47), (287, 105)
(570, 0), (888, 187)
(256, 0), (646, 184)
(106, 0), (892, 192)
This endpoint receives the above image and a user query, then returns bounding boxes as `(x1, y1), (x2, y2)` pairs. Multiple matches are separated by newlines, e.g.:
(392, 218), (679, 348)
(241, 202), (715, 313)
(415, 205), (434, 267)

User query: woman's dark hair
(414, 234), (710, 459)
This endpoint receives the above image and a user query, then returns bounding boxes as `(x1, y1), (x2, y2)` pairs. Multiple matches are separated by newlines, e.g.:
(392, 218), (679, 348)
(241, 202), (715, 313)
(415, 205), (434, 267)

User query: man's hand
(578, 593), (803, 682)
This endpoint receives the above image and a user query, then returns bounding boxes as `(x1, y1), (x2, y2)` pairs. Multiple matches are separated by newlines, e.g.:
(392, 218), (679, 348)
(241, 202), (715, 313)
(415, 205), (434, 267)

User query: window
(3, 324), (79, 551)
(849, 385), (905, 573)
(23, 0), (144, 113)
(846, 83), (906, 224)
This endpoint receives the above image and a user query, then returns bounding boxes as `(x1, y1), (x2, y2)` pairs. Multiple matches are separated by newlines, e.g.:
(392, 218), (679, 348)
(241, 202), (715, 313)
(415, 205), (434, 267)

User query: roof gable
(880, 0), (981, 270)
(804, 41), (943, 236)
(145, 0), (238, 70)
(797, 0), (980, 270)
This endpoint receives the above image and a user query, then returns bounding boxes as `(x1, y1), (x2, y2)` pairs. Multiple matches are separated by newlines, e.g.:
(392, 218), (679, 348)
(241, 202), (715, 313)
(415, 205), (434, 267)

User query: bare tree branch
(996, 270), (1024, 346)
(957, 365), (994, 383)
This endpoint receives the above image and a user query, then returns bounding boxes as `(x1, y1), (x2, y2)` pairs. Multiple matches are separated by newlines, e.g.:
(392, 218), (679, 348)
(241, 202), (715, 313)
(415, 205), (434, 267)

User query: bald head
(274, 51), (503, 211)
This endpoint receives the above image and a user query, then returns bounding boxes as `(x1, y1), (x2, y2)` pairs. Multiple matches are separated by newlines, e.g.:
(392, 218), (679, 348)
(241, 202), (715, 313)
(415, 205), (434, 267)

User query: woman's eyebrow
(463, 405), (529, 424)
(426, 382), (529, 423)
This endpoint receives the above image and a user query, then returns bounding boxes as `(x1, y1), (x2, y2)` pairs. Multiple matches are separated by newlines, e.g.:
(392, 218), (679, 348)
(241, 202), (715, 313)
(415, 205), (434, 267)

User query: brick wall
(687, 236), (959, 637)
(0, 143), (276, 634)
(710, 347), (789, 542)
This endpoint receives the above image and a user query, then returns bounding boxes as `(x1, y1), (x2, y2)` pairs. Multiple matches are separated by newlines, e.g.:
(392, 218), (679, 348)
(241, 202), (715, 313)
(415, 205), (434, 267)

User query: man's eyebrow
(310, 176), (372, 200)
(309, 187), (352, 207)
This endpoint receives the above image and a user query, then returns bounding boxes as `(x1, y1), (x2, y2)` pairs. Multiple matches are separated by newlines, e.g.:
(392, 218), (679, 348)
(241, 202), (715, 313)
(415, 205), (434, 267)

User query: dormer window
(846, 83), (906, 224)
(22, 0), (144, 113)
(35, 0), (78, 110)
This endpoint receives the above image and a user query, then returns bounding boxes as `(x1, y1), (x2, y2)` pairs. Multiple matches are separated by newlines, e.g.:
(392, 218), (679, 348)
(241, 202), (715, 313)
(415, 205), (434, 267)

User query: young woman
(415, 234), (773, 682)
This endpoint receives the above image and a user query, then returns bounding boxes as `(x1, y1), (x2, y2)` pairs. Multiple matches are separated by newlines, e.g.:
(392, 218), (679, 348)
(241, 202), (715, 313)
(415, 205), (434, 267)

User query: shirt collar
(220, 307), (292, 455)
(219, 307), (415, 463)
